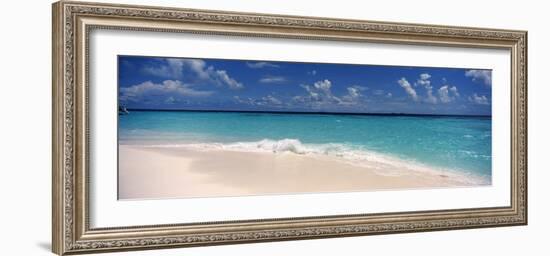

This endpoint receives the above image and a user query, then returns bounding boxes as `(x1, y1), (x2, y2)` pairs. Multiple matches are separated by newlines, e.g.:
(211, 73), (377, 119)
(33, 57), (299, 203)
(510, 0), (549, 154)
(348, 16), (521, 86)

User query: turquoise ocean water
(119, 110), (491, 182)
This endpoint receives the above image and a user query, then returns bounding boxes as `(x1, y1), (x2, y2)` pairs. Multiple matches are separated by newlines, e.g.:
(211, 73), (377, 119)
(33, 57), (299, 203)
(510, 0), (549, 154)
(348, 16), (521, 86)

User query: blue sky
(118, 55), (492, 115)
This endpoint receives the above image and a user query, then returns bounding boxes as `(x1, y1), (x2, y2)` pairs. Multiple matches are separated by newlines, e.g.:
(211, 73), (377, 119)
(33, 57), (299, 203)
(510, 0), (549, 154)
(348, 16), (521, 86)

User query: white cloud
(450, 86), (459, 96)
(262, 95), (282, 105)
(397, 77), (418, 101)
(341, 86), (366, 103)
(234, 95), (283, 107)
(415, 73), (437, 104)
(438, 85), (460, 103)
(313, 79), (332, 92)
(298, 84), (325, 103)
(214, 70), (243, 89)
(438, 87), (451, 103)
(259, 76), (286, 84)
(120, 80), (213, 103)
(143, 59), (206, 79)
(425, 92), (437, 104)
(468, 93), (489, 105)
(246, 62), (279, 69)
(386, 93), (392, 98)
(171, 59), (210, 79)
(335, 83), (362, 101)
(143, 58), (243, 90)
(347, 87), (361, 98)
(419, 73), (431, 81)
(308, 70), (317, 75)
(233, 96), (254, 105)
(415, 73), (431, 88)
(465, 70), (492, 86)
(294, 80), (365, 107)
(141, 62), (173, 78)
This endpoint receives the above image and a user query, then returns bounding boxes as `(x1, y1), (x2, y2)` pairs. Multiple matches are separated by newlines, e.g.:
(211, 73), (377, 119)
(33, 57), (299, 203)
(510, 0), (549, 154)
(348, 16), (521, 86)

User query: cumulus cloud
(120, 80), (214, 103)
(450, 86), (459, 96)
(214, 70), (243, 89)
(246, 61), (279, 69)
(347, 87), (361, 98)
(438, 85), (460, 103)
(293, 80), (366, 107)
(295, 80), (335, 103)
(141, 60), (175, 78)
(425, 93), (437, 104)
(143, 59), (205, 79)
(143, 58), (243, 89)
(313, 79), (332, 92)
(468, 93), (490, 105)
(415, 73), (437, 104)
(465, 70), (492, 86)
(419, 73), (431, 82)
(237, 79), (367, 109)
(397, 77), (418, 101)
(259, 76), (287, 84)
(262, 95), (282, 105)
(341, 86), (367, 103)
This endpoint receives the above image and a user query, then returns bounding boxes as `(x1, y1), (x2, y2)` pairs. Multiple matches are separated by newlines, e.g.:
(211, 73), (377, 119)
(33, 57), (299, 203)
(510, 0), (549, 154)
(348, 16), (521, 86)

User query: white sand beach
(118, 144), (481, 200)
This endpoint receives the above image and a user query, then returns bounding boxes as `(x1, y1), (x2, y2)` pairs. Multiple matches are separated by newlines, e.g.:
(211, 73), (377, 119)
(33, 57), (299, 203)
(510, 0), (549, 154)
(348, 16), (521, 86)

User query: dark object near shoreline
(119, 106), (129, 115)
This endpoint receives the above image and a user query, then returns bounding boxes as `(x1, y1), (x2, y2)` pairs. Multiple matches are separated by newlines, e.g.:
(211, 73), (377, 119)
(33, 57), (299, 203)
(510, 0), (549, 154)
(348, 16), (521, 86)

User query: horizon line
(124, 108), (492, 118)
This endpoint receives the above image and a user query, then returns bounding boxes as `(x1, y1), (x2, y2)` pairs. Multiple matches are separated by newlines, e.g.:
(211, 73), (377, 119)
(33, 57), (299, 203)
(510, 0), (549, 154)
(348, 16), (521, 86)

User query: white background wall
(0, 0), (547, 255)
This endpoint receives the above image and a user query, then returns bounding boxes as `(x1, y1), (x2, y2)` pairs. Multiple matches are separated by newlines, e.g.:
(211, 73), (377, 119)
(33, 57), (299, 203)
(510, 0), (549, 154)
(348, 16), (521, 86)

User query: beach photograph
(118, 56), (492, 200)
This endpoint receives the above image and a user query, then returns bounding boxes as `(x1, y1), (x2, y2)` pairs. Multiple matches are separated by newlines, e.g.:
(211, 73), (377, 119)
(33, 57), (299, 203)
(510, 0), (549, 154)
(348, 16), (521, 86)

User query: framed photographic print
(52, 1), (527, 255)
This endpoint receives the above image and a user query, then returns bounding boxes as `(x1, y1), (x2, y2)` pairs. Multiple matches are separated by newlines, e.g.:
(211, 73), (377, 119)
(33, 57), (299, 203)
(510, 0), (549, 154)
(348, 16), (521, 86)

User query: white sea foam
(228, 139), (308, 154)
(131, 138), (490, 185)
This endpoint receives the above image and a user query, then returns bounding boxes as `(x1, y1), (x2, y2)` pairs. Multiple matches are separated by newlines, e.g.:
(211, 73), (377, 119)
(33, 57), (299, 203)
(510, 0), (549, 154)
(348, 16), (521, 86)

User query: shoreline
(118, 144), (488, 200)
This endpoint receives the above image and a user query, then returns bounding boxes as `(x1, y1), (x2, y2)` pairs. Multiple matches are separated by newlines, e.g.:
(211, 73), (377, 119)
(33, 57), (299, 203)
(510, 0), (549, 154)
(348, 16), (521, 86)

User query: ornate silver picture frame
(52, 1), (527, 255)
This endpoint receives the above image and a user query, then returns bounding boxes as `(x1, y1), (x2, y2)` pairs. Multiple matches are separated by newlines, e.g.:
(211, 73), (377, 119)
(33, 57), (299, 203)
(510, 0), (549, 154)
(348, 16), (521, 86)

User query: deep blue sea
(119, 110), (491, 181)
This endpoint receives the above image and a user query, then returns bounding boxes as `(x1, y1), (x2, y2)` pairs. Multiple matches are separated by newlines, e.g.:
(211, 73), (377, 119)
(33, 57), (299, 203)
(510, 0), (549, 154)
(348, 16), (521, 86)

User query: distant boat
(119, 106), (130, 115)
